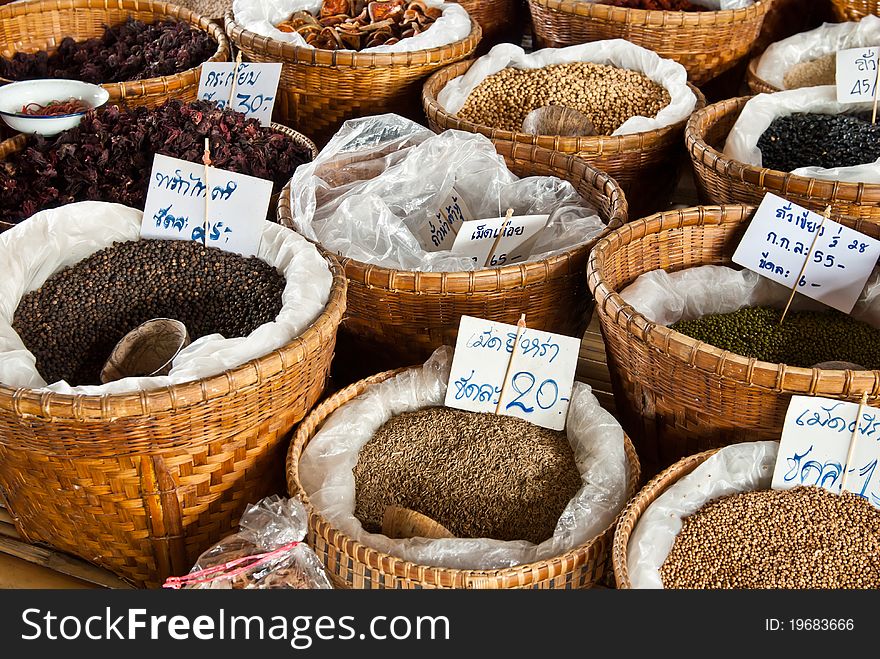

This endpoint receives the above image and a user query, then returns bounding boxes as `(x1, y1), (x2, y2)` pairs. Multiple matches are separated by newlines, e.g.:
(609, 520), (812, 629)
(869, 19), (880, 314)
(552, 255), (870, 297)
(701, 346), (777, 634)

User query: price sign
(444, 315), (580, 430)
(732, 193), (880, 313)
(412, 188), (473, 252)
(451, 214), (548, 268)
(836, 47), (879, 104)
(773, 395), (880, 509)
(197, 62), (282, 126)
(140, 154), (272, 257)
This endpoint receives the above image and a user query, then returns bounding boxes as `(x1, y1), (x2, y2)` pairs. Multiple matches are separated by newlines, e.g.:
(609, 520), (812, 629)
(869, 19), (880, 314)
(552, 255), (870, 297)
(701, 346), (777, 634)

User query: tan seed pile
(660, 486), (880, 589)
(783, 52), (836, 89)
(353, 406), (582, 544)
(456, 62), (671, 135)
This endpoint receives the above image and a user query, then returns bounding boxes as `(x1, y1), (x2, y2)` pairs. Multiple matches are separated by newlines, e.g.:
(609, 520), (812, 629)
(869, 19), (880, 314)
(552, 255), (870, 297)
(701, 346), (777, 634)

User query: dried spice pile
(757, 112), (880, 171)
(0, 18), (216, 84)
(660, 487), (880, 589)
(599, 0), (708, 10)
(670, 307), (880, 369)
(353, 407), (582, 544)
(13, 240), (285, 386)
(0, 100), (312, 226)
(456, 62), (671, 135)
(783, 53), (836, 89)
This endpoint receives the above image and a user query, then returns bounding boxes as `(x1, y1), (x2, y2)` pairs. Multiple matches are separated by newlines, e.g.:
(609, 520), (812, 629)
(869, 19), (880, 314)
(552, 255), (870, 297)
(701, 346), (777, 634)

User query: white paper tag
(197, 62), (283, 126)
(444, 315), (580, 431)
(451, 214), (549, 268)
(773, 395), (880, 509)
(140, 154), (272, 257)
(732, 193), (880, 313)
(413, 188), (473, 252)
(836, 46), (879, 104)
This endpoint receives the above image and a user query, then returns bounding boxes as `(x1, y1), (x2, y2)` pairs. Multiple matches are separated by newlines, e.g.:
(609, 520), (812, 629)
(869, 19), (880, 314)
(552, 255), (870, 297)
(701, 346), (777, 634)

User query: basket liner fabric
(756, 16), (880, 90)
(299, 346), (630, 570)
(0, 201), (332, 394)
(436, 41), (696, 136)
(627, 441), (778, 589)
(232, 0), (471, 53)
(288, 113), (605, 271)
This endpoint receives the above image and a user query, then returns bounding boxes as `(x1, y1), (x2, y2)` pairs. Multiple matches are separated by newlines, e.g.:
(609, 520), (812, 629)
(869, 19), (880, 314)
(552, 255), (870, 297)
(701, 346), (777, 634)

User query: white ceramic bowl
(0, 79), (110, 136)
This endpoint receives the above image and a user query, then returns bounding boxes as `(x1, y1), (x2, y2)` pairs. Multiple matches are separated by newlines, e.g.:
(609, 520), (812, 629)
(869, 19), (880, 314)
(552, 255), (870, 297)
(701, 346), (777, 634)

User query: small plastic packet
(164, 495), (332, 589)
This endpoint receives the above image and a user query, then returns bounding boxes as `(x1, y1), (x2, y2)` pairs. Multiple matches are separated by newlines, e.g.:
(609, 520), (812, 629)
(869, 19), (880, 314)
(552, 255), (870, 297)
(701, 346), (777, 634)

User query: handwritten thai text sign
(451, 214), (548, 267)
(197, 62), (282, 126)
(140, 154), (271, 257)
(732, 193), (880, 313)
(773, 395), (880, 509)
(836, 47), (879, 103)
(444, 315), (579, 430)
(413, 188), (473, 252)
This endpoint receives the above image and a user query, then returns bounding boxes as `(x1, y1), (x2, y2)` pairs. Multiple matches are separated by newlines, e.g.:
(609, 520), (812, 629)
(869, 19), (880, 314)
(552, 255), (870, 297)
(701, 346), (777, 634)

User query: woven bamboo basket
(745, 55), (778, 94)
(832, 0), (880, 21)
(456, 0), (521, 49)
(612, 448), (716, 589)
(278, 141), (627, 382)
(586, 205), (880, 473)
(526, 0), (772, 86)
(225, 12), (481, 146)
(287, 367), (642, 589)
(174, 0), (229, 21)
(0, 122), (315, 234)
(0, 250), (347, 588)
(687, 96), (880, 227)
(0, 0), (229, 109)
(422, 59), (705, 218)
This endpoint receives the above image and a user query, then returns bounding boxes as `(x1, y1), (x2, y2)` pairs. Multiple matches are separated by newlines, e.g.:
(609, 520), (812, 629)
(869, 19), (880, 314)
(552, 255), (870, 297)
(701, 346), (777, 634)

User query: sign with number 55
(444, 315), (580, 430)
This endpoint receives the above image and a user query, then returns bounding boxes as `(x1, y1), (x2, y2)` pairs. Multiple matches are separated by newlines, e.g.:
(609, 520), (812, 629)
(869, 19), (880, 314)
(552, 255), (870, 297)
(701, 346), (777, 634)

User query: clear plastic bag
(756, 16), (880, 90)
(298, 346), (630, 571)
(0, 201), (333, 394)
(288, 113), (605, 271)
(167, 496), (333, 589)
(436, 41), (696, 136)
(627, 441), (778, 589)
(231, 0), (471, 53)
(722, 87), (880, 183)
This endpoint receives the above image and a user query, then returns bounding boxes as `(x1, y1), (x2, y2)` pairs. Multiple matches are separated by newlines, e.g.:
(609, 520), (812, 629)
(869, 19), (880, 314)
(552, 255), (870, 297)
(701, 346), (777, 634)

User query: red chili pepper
(19, 98), (91, 116)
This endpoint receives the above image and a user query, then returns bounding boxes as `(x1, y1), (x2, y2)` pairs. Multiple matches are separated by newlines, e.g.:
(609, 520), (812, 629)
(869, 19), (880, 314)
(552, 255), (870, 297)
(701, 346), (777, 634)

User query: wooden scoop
(381, 505), (454, 540)
(521, 105), (596, 137)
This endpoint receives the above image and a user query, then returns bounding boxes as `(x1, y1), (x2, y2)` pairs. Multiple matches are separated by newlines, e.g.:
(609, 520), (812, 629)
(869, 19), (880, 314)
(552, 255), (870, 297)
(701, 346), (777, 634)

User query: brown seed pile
(13, 239), (285, 386)
(783, 52), (836, 89)
(660, 487), (880, 589)
(353, 406), (582, 544)
(456, 62), (671, 135)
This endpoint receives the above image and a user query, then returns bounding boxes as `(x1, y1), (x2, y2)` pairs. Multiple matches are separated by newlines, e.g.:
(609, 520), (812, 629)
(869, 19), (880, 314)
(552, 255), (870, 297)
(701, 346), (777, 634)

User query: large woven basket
(0, 250), (347, 588)
(287, 367), (642, 589)
(745, 55), (778, 94)
(457, 0), (521, 49)
(687, 96), (880, 227)
(526, 0), (772, 86)
(586, 205), (880, 474)
(612, 448), (716, 589)
(0, 122), (315, 233)
(278, 141), (627, 382)
(422, 59), (705, 218)
(0, 0), (229, 108)
(225, 12), (481, 146)
(832, 0), (880, 20)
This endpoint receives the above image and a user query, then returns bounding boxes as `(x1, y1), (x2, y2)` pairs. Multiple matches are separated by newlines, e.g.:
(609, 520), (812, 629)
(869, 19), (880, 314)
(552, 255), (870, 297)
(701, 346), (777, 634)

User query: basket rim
(585, 203), (880, 396)
(421, 58), (707, 154)
(0, 0), (231, 98)
(746, 54), (779, 93)
(224, 10), (483, 67)
(611, 448), (718, 589)
(286, 365), (642, 587)
(527, 0), (772, 22)
(276, 146), (628, 293)
(686, 95), (880, 202)
(0, 246), (347, 419)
